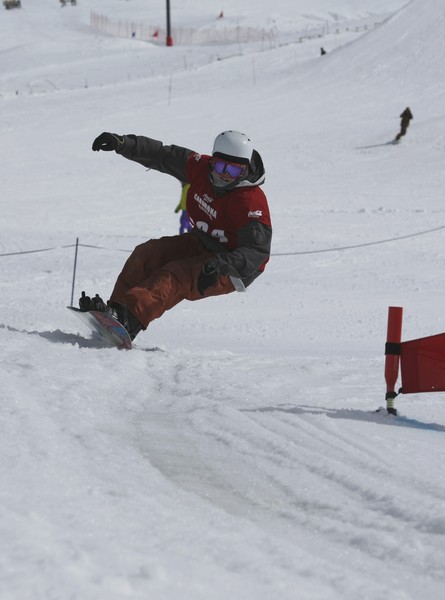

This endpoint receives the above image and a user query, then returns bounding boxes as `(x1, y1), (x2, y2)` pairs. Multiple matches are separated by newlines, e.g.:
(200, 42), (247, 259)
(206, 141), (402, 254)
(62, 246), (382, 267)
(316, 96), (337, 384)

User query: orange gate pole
(384, 306), (403, 415)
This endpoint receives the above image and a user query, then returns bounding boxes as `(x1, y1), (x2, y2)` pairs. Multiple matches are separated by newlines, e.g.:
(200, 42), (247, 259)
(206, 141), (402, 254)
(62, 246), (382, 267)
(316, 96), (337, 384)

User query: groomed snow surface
(1, 0), (445, 598)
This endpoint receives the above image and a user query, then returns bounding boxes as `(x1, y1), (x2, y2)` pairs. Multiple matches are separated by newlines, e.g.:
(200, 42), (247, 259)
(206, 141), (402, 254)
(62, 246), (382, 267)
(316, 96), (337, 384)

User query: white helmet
(212, 130), (253, 165)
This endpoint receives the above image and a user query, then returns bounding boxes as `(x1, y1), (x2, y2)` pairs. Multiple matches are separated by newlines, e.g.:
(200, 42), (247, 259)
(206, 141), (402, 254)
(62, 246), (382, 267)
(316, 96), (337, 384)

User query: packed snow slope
(2, 1), (445, 599)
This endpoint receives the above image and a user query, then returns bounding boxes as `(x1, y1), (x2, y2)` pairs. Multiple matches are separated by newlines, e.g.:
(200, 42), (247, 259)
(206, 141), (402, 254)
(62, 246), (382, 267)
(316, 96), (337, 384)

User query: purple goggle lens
(213, 159), (245, 179)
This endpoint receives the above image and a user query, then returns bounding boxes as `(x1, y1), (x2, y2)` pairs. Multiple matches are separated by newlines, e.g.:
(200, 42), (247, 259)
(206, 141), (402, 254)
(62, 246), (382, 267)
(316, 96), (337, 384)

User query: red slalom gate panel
(400, 333), (445, 394)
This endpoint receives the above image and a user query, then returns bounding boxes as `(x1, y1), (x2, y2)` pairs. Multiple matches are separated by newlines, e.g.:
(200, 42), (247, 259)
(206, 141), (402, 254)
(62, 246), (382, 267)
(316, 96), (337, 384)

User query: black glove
(197, 260), (219, 295)
(92, 132), (124, 152)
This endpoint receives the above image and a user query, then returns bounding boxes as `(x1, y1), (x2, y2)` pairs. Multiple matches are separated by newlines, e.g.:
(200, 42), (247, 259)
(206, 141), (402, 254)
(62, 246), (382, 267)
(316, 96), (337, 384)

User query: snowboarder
(395, 107), (413, 142)
(80, 130), (272, 341)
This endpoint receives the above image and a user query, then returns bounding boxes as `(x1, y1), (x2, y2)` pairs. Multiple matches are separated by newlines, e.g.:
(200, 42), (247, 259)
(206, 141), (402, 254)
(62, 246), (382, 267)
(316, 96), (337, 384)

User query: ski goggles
(212, 158), (246, 179)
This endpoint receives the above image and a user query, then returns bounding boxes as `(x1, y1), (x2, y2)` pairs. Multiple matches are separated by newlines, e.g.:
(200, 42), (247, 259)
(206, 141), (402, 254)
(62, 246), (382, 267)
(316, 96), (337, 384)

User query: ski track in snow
(3, 322), (445, 598)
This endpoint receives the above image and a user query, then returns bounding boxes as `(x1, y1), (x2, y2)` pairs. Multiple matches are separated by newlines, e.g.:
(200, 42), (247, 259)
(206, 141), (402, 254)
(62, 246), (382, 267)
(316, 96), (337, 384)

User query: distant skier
(80, 130), (272, 341)
(320, 47), (327, 56)
(395, 107), (413, 142)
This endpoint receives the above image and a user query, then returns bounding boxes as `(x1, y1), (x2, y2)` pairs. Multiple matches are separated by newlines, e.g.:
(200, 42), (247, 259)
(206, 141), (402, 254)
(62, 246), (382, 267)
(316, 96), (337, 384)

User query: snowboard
(67, 306), (132, 349)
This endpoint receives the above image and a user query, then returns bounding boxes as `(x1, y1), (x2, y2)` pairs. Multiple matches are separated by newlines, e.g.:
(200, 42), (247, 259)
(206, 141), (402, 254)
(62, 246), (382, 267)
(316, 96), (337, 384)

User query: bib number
(195, 221), (228, 243)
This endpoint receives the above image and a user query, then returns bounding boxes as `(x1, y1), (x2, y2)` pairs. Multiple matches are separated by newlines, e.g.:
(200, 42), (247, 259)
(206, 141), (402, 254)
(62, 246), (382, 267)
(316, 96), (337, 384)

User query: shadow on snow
(0, 323), (161, 352)
(244, 404), (445, 432)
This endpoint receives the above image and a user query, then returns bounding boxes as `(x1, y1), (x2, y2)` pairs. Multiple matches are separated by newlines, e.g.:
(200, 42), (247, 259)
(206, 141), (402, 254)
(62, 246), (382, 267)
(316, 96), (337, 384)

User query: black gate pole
(70, 237), (79, 307)
(166, 0), (173, 46)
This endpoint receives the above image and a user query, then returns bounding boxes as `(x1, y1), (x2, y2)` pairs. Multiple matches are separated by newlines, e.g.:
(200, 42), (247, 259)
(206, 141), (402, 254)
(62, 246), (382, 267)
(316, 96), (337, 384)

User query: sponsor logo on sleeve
(248, 210), (263, 218)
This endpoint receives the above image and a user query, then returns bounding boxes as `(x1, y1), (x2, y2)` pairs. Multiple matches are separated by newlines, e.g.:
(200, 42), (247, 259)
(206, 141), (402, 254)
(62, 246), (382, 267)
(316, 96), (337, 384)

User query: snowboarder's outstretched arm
(92, 132), (193, 183)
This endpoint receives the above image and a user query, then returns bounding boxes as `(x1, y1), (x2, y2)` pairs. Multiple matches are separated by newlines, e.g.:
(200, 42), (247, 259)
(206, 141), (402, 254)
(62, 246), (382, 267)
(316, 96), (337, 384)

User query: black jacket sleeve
(117, 134), (194, 182)
(195, 220), (272, 287)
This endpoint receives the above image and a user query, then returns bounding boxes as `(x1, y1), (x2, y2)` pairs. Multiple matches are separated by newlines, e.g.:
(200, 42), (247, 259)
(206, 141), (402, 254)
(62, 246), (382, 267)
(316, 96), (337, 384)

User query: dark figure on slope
(80, 130), (272, 341)
(174, 181), (192, 234)
(395, 107), (413, 142)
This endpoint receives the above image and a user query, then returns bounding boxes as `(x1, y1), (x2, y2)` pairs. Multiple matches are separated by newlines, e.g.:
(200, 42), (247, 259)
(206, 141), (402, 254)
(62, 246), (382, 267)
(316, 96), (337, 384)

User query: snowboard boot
(108, 302), (143, 341)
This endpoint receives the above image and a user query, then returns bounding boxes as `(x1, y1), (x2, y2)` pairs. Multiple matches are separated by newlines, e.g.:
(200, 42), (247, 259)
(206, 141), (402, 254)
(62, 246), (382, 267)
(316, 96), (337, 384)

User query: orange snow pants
(109, 233), (235, 329)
